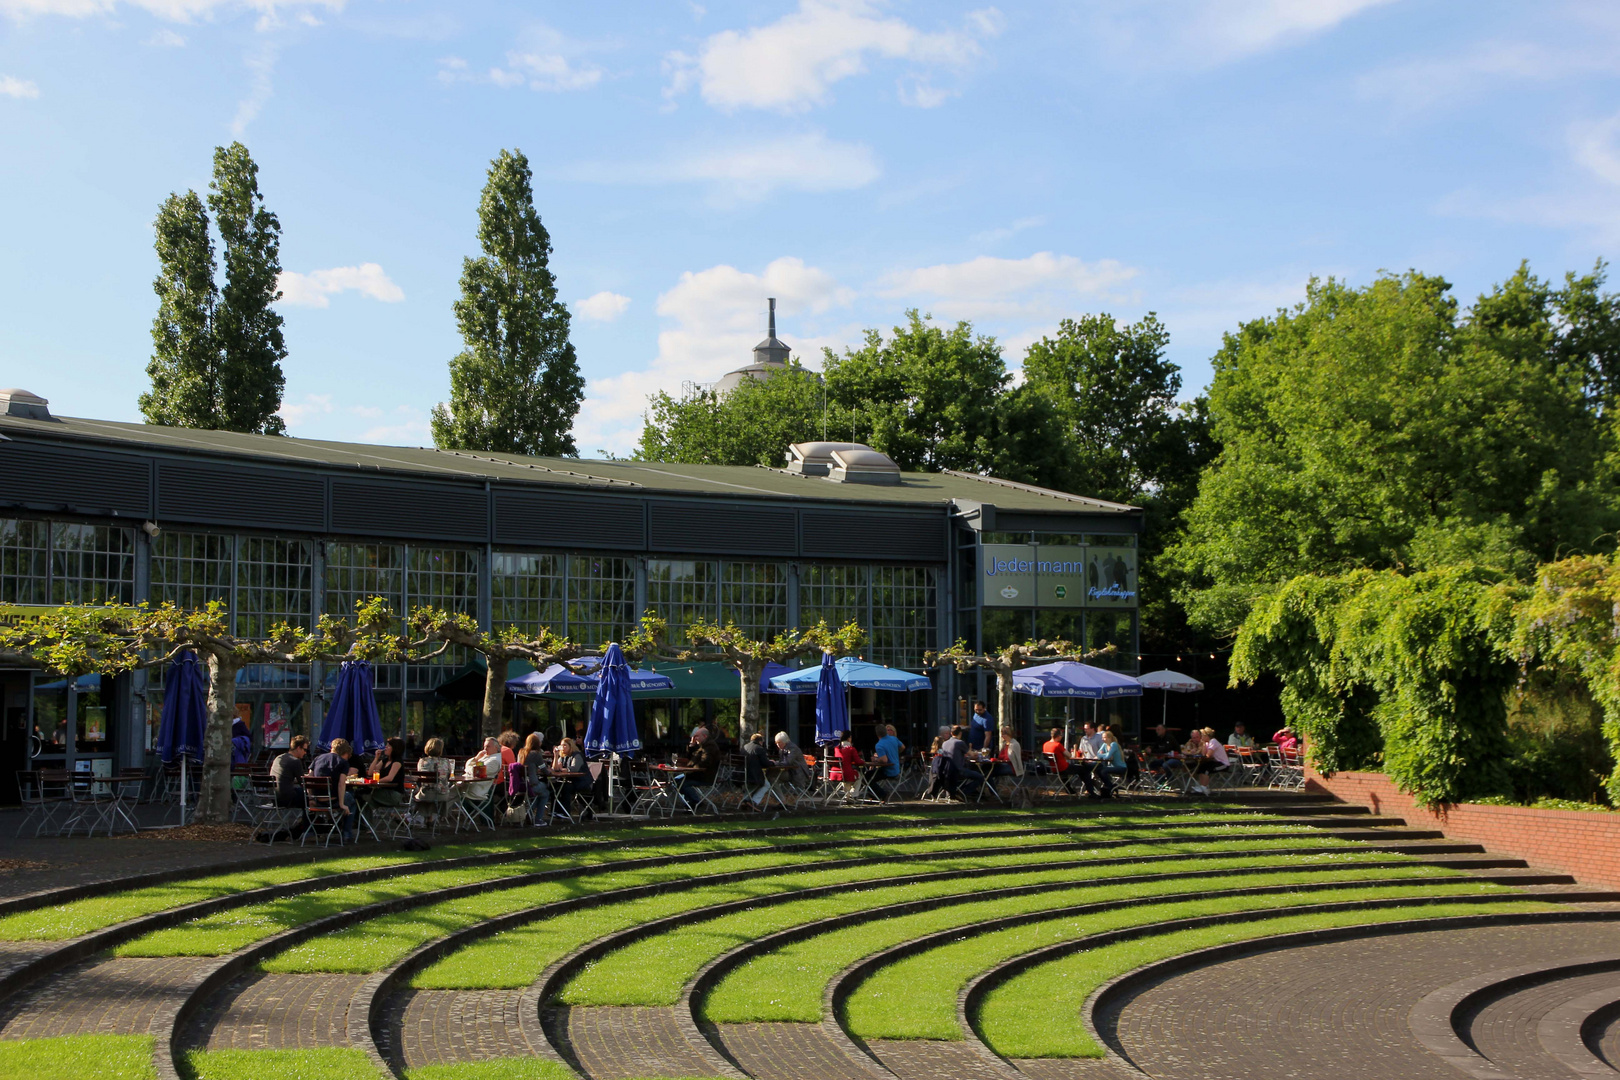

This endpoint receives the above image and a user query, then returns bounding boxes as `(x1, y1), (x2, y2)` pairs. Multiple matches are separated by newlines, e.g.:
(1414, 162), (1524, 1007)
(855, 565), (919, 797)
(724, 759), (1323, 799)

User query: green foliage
(1172, 265), (1620, 633)
(0, 1034), (154, 1080)
(432, 148), (584, 457)
(1501, 678), (1613, 805)
(140, 142), (286, 435)
(635, 363), (824, 465)
(1232, 566), (1521, 805)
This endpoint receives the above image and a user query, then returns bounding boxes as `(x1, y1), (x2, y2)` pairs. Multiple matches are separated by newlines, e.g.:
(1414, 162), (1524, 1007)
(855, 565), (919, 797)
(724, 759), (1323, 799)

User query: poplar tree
(140, 142), (287, 434)
(432, 149), (584, 457)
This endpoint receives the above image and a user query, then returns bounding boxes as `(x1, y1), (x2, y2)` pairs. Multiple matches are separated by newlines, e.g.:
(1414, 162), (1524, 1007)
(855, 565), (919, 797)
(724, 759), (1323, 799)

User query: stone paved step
(868, 1037), (1009, 1080)
(0, 955), (213, 1039)
(390, 989), (529, 1069)
(715, 1022), (875, 1080)
(199, 972), (365, 1051)
(559, 1005), (718, 1080)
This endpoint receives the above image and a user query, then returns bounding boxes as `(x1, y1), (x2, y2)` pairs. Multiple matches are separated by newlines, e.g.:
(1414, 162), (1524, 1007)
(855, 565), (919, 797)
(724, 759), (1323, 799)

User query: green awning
(645, 661), (744, 700)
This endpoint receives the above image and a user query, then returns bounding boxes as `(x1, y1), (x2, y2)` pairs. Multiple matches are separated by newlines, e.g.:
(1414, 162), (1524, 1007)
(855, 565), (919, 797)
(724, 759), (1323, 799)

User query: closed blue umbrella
(584, 644), (642, 756)
(157, 650), (208, 824)
(319, 660), (386, 754)
(814, 652), (849, 746)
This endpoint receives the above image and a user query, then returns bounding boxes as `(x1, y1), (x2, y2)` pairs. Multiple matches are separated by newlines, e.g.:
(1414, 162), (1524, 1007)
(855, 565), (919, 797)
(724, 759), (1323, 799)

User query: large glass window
(799, 564), (869, 633)
(647, 559), (717, 644)
(870, 565), (936, 670)
(0, 519), (48, 604)
(149, 532), (233, 611)
(324, 542), (404, 621)
(236, 538), (313, 637)
(492, 552), (565, 633)
(49, 523), (134, 604)
(406, 547), (480, 690)
(567, 554), (636, 646)
(721, 562), (787, 640)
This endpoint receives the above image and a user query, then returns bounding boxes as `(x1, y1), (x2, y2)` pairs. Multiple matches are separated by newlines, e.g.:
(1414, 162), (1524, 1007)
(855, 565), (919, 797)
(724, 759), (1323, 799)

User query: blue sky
(2, 1), (1618, 457)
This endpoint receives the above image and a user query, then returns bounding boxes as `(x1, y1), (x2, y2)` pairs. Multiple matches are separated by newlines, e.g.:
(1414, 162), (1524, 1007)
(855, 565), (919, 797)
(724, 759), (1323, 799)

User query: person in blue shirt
(1095, 729), (1127, 798)
(871, 724), (905, 800)
(969, 701), (994, 752)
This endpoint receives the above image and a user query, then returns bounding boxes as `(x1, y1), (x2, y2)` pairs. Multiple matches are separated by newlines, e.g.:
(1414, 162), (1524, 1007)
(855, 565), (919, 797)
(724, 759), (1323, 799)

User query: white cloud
(146, 27), (185, 45)
(573, 257), (856, 455)
(666, 0), (1001, 112)
(0, 74), (38, 98)
(439, 22), (603, 93)
(573, 131), (881, 204)
(878, 251), (1138, 319)
(363, 406), (431, 445)
(1, 0), (342, 22)
(277, 263), (405, 308)
(970, 215), (1044, 245)
(278, 392), (332, 428)
(230, 39), (277, 135)
(576, 291), (631, 322)
(1356, 41), (1578, 113)
(1572, 111), (1620, 188)
(1089, 0), (1395, 68)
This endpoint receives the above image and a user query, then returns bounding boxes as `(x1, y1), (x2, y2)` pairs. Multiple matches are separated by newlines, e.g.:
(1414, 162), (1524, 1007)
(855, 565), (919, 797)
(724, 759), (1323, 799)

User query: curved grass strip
(0, 1034), (154, 1080)
(841, 878), (1515, 1040)
(402, 1060), (579, 1080)
(183, 1047), (383, 1080)
(113, 815), (1272, 959)
(562, 854), (1445, 1008)
(698, 854), (1466, 1024)
(269, 820), (1336, 977)
(975, 899), (1561, 1059)
(413, 829), (1377, 992)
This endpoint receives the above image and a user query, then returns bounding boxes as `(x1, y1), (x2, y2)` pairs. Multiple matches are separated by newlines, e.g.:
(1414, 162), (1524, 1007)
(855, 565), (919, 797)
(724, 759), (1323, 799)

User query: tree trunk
(737, 661), (764, 741)
(196, 653), (240, 825)
(996, 666), (1016, 751)
(482, 654), (509, 741)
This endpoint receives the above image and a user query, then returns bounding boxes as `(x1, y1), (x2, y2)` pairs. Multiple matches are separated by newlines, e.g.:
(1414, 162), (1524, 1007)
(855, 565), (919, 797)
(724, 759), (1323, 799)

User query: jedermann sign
(980, 545), (1135, 609)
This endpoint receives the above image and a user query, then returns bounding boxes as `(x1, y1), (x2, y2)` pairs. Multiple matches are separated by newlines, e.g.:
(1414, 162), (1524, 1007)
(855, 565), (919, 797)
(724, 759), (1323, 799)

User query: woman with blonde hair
(1190, 726), (1230, 795)
(413, 736), (454, 828)
(519, 732), (554, 825)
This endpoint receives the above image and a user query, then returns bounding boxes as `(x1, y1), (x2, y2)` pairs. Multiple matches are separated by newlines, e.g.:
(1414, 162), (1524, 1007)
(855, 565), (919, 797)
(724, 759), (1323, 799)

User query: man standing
(969, 701), (994, 753)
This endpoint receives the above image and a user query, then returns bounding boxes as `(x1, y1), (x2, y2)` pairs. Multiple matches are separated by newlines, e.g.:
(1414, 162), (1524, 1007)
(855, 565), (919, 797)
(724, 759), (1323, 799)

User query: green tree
(635, 362), (824, 465)
(1171, 267), (1618, 633)
(432, 149), (584, 457)
(1022, 313), (1219, 651)
(140, 142), (287, 434)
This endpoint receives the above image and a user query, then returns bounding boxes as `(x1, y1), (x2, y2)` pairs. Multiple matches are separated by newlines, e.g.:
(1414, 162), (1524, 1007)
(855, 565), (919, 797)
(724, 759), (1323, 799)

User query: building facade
(0, 401), (1141, 783)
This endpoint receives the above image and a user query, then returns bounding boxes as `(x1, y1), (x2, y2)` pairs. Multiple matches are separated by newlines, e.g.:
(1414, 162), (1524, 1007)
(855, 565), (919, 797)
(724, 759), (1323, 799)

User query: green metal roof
(0, 412), (1138, 516)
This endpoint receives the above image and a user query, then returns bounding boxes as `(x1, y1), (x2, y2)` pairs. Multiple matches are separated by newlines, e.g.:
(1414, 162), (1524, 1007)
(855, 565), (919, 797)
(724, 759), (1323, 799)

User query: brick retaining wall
(1305, 769), (1620, 889)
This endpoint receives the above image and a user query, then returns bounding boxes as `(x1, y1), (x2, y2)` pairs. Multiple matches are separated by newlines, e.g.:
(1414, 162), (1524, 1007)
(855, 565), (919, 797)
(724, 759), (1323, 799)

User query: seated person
(365, 737), (407, 808)
(922, 737), (958, 800)
(993, 725), (1024, 781)
(1141, 722), (1180, 775)
(231, 716), (253, 766)
(1078, 721), (1104, 759)
(1094, 730), (1128, 796)
(1188, 726), (1230, 795)
(870, 724), (905, 801)
(742, 731), (771, 808)
(1042, 727), (1079, 794)
(1227, 721), (1255, 749)
(774, 731), (811, 788)
(1274, 727), (1301, 752)
(518, 732), (555, 822)
(269, 735), (310, 809)
(308, 737), (359, 840)
(940, 726), (981, 797)
(677, 729), (720, 807)
(462, 737), (505, 802)
(829, 731), (865, 792)
(412, 737), (455, 825)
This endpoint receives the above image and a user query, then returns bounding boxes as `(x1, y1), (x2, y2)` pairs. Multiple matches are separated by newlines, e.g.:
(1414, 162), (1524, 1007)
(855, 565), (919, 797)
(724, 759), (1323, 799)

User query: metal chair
(300, 775), (346, 847)
(15, 771), (63, 838)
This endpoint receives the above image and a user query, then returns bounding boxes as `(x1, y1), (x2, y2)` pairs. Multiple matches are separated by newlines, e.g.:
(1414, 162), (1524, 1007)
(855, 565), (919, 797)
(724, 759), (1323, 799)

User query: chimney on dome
(752, 297), (790, 366)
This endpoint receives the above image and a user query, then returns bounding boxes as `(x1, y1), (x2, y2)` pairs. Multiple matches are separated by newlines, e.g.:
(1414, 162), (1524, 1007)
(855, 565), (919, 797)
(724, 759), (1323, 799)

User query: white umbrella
(1136, 669), (1205, 727)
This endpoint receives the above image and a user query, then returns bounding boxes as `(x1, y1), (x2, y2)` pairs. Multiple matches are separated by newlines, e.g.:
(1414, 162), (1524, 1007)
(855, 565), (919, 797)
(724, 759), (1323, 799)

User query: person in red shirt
(1042, 728), (1078, 794)
(830, 731), (865, 794)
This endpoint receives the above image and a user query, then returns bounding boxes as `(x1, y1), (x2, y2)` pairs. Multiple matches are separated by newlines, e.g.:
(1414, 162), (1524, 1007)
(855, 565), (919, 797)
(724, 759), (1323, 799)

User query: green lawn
(403, 1058), (579, 1080)
(974, 899), (1561, 1058)
(183, 1047), (383, 1080)
(0, 1034), (154, 1080)
(698, 853), (1470, 1024)
(840, 878), (1515, 1039)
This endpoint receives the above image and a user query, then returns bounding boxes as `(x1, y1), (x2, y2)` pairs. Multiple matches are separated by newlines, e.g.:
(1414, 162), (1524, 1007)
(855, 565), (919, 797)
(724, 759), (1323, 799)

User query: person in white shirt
(1078, 721), (1105, 758)
(462, 737), (504, 801)
(1190, 727), (1230, 794)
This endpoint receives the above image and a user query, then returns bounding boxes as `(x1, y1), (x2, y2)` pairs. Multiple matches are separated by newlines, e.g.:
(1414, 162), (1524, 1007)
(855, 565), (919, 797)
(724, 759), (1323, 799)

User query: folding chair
(15, 771), (63, 838)
(300, 775), (345, 847)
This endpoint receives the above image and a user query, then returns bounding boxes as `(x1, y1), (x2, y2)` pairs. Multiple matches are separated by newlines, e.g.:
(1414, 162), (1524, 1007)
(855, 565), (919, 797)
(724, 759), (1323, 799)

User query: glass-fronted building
(0, 402), (1140, 789)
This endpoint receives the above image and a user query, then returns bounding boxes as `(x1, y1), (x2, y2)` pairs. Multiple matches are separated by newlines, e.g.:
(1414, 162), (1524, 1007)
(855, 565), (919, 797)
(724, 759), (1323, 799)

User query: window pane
(647, 559), (717, 645)
(237, 537), (313, 691)
(0, 519), (48, 604)
(149, 532), (233, 612)
(720, 562), (786, 640)
(325, 542), (405, 689)
(798, 564), (869, 634)
(567, 554), (636, 647)
(405, 547), (480, 691)
(49, 523), (134, 604)
(492, 552), (565, 633)
(871, 565), (936, 670)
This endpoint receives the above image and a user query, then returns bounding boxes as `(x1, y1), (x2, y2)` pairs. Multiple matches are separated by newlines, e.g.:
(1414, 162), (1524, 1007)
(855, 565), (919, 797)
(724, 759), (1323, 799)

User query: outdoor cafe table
(545, 770), (586, 823)
(344, 777), (393, 841)
(752, 763), (794, 811)
(448, 776), (498, 831)
(649, 762), (695, 814)
(969, 757), (1003, 803)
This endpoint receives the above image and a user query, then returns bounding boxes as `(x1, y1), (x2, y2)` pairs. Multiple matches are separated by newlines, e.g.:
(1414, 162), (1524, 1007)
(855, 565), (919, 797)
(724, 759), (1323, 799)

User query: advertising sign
(1086, 548), (1138, 607)
(980, 544), (1036, 607)
(1034, 546), (1086, 608)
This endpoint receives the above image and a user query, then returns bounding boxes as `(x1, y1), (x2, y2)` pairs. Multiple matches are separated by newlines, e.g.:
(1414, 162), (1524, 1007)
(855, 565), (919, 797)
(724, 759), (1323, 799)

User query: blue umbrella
(1011, 661), (1143, 699)
(507, 658), (676, 696)
(584, 644), (642, 756)
(769, 657), (932, 694)
(319, 660), (386, 754)
(813, 652), (849, 746)
(156, 650), (208, 825)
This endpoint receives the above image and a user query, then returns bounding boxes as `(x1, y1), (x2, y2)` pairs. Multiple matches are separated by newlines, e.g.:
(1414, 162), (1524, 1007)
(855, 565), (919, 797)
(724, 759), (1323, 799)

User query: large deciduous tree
(926, 638), (1108, 735)
(676, 619), (866, 741)
(1170, 266), (1620, 634)
(140, 142), (287, 434)
(432, 149), (584, 457)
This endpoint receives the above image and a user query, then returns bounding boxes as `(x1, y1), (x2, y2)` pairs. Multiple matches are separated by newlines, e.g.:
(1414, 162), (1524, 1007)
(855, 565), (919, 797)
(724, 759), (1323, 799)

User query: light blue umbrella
(319, 660), (386, 754)
(813, 652), (849, 746)
(156, 650), (208, 824)
(584, 644), (642, 756)
(769, 657), (932, 694)
(507, 658), (675, 697)
(1011, 661), (1143, 699)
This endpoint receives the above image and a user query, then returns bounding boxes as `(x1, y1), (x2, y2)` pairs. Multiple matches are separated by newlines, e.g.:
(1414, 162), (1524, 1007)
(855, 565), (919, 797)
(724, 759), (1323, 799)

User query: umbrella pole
(180, 756), (187, 826)
(1162, 690), (1168, 727)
